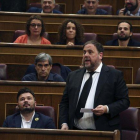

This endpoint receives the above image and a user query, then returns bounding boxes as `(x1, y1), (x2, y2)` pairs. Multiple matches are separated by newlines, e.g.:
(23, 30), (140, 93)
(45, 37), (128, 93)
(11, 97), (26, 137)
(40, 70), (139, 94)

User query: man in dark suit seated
(2, 87), (56, 129)
(105, 21), (140, 47)
(77, 0), (108, 15)
(59, 40), (130, 132)
(117, 0), (140, 16)
(27, 0), (62, 14)
(22, 53), (64, 82)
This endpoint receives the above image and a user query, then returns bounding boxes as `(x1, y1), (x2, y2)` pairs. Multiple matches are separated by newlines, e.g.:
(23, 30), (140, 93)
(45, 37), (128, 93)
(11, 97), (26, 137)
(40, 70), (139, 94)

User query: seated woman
(14, 15), (51, 44)
(56, 19), (84, 45)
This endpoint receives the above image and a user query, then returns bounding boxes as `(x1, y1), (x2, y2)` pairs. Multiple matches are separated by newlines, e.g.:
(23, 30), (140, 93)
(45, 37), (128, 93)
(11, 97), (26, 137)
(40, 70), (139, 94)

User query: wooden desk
(0, 128), (120, 140)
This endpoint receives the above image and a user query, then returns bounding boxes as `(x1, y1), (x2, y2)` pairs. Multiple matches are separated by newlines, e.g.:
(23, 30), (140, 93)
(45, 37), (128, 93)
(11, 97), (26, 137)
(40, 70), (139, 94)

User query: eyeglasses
(86, 1), (96, 4)
(30, 23), (42, 28)
(37, 64), (50, 68)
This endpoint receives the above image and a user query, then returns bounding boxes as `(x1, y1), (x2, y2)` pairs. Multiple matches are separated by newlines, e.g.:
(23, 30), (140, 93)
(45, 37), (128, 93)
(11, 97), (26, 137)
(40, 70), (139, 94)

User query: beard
(126, 1), (138, 11)
(20, 107), (35, 114)
(19, 102), (35, 114)
(118, 35), (131, 41)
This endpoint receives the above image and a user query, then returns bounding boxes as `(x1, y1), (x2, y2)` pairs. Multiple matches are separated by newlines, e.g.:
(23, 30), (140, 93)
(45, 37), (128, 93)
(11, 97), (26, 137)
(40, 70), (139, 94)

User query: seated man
(77, 0), (108, 15)
(3, 87), (56, 129)
(105, 21), (140, 47)
(117, 0), (140, 16)
(27, 0), (62, 14)
(22, 53), (65, 82)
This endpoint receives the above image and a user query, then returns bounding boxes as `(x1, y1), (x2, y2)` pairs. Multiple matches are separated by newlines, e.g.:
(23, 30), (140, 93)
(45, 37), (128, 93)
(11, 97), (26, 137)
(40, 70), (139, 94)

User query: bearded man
(118, 0), (140, 16)
(2, 87), (56, 129)
(105, 21), (140, 47)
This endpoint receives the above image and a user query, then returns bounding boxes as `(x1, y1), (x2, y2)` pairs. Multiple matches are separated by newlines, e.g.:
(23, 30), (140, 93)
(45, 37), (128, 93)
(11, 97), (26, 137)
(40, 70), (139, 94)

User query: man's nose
(41, 66), (45, 70)
(45, 2), (49, 6)
(89, 2), (93, 6)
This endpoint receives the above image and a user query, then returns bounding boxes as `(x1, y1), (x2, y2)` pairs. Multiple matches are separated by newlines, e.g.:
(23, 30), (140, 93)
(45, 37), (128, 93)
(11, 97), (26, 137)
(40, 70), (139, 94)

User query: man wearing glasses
(77, 0), (108, 15)
(28, 0), (62, 14)
(22, 53), (64, 82)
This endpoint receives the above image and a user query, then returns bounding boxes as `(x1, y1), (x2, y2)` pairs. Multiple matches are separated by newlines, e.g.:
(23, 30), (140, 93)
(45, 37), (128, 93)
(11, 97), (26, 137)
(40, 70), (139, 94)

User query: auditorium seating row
(1, 12), (140, 45)
(0, 81), (140, 140)
(1, 0), (124, 14)
(0, 43), (140, 84)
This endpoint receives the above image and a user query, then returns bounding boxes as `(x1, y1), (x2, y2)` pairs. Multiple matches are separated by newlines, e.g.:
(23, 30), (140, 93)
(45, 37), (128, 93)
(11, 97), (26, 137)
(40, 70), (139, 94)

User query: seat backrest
(120, 107), (140, 140)
(35, 106), (56, 124)
(135, 68), (140, 84)
(15, 106), (56, 124)
(83, 33), (98, 43)
(113, 33), (140, 43)
(51, 64), (61, 75)
(97, 5), (112, 15)
(28, 3), (60, 11)
(107, 65), (115, 69)
(0, 64), (7, 80)
(13, 30), (49, 42)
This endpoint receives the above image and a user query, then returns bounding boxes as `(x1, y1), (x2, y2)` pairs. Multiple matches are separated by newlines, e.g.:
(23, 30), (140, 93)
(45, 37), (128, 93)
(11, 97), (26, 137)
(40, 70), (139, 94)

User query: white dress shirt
(74, 62), (103, 129)
(21, 111), (35, 128)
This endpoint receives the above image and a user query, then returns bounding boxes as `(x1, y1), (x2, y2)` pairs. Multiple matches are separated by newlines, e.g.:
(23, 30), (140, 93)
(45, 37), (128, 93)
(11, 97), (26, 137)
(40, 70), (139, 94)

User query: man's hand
(118, 8), (126, 15)
(92, 105), (107, 116)
(61, 123), (69, 130)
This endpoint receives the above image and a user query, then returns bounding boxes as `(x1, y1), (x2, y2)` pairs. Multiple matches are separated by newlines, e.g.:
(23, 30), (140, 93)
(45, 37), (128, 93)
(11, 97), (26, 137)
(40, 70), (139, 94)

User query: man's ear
(35, 101), (37, 107)
(130, 32), (133, 37)
(99, 52), (103, 60)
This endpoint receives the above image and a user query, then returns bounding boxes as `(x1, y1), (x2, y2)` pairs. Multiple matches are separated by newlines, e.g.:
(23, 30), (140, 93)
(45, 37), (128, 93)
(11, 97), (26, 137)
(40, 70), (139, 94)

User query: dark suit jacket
(59, 64), (130, 131)
(27, 7), (62, 14)
(105, 38), (140, 47)
(2, 112), (56, 129)
(77, 8), (108, 15)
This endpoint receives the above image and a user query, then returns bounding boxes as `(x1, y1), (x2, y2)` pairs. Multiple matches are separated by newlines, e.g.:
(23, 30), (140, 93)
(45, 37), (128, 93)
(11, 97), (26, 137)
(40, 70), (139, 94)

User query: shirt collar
(86, 62), (103, 73)
(41, 10), (53, 13)
(20, 111), (35, 122)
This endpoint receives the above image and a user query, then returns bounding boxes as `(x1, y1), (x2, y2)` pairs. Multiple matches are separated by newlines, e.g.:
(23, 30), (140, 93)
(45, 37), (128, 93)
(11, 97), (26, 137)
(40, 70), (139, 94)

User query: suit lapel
(73, 68), (86, 107)
(94, 65), (109, 105)
(15, 114), (22, 128)
(31, 113), (39, 128)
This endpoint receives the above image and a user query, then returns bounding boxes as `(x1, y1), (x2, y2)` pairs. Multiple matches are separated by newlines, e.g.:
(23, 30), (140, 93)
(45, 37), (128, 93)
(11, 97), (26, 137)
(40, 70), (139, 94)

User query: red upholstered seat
(135, 68), (140, 84)
(98, 5), (112, 15)
(120, 107), (140, 140)
(84, 33), (98, 43)
(35, 106), (56, 124)
(0, 64), (7, 80)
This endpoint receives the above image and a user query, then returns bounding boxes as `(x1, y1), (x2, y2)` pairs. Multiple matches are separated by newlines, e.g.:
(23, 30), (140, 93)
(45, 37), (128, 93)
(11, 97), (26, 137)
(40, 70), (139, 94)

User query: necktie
(75, 72), (94, 119)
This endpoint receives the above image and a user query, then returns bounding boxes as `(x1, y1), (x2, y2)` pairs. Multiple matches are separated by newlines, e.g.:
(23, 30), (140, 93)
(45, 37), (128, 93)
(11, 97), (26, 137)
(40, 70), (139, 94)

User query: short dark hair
(58, 19), (84, 44)
(26, 15), (45, 36)
(83, 40), (104, 53)
(17, 87), (35, 101)
(117, 21), (133, 32)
